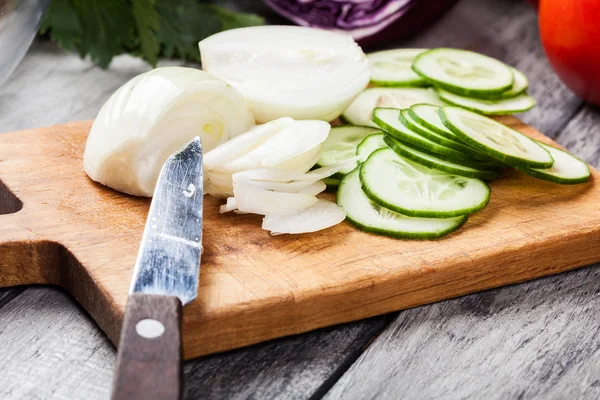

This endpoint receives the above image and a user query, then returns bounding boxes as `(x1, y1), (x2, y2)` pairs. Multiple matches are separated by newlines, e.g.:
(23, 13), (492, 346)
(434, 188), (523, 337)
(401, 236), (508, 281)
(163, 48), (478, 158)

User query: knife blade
(111, 137), (204, 400)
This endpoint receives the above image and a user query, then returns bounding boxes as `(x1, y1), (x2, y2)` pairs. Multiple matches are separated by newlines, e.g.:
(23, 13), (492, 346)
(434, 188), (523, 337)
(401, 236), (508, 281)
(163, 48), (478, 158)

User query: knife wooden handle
(111, 293), (183, 400)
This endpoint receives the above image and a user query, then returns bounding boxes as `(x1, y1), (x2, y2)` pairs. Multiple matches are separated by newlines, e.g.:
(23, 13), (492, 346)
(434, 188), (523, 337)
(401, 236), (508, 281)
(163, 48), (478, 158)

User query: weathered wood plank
(183, 315), (391, 400)
(555, 105), (600, 168)
(0, 288), (115, 400)
(324, 263), (600, 400)
(0, 287), (390, 400)
(0, 287), (25, 309)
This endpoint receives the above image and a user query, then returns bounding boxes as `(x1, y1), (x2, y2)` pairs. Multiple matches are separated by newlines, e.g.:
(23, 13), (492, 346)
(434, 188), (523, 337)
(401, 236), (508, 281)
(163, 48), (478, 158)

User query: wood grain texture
(324, 263), (600, 400)
(0, 0), (596, 398)
(112, 294), (183, 400)
(555, 105), (600, 168)
(0, 287), (390, 400)
(0, 288), (116, 400)
(182, 315), (391, 400)
(0, 117), (598, 360)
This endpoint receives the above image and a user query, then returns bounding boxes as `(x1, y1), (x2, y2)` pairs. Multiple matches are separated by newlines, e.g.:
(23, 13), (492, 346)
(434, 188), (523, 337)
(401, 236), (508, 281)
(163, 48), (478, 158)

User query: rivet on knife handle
(111, 293), (183, 400)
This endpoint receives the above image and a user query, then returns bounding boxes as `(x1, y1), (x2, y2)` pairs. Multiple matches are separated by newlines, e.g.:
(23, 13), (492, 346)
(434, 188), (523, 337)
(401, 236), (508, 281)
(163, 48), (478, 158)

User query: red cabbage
(263, 0), (460, 48)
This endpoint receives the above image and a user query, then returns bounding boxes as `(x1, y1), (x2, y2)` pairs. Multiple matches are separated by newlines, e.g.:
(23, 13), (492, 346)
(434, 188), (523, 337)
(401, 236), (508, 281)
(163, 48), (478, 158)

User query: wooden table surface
(1, 0), (599, 399)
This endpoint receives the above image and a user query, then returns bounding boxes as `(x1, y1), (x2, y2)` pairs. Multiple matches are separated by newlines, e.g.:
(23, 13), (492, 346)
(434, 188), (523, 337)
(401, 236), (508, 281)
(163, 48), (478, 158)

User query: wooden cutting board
(0, 117), (599, 359)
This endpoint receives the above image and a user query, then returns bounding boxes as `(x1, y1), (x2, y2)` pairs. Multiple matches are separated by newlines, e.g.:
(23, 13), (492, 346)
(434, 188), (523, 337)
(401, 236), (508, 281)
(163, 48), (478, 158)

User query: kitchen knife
(111, 137), (204, 400)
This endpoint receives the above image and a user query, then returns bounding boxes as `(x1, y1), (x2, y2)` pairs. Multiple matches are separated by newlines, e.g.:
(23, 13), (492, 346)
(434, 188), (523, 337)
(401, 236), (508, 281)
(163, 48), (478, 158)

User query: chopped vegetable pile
(333, 48), (590, 239)
(84, 30), (591, 238)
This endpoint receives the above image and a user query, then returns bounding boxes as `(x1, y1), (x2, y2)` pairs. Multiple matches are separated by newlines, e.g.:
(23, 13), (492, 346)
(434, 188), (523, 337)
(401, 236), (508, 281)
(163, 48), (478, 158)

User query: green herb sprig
(40, 0), (264, 68)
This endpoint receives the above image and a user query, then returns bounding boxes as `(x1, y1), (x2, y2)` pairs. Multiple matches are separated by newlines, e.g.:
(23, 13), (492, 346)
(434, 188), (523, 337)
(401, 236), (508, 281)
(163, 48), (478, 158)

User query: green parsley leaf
(40, 0), (83, 51)
(40, 0), (265, 68)
(73, 0), (135, 68)
(131, 0), (160, 66)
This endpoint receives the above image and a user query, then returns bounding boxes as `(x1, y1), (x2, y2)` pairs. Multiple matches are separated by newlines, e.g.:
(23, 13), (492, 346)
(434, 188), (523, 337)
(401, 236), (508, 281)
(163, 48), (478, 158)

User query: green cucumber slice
(408, 103), (457, 140)
(468, 68), (530, 100)
(357, 133), (388, 162)
(342, 87), (443, 127)
(412, 48), (514, 96)
(317, 125), (382, 176)
(438, 89), (536, 115)
(367, 49), (428, 87)
(399, 109), (492, 161)
(384, 135), (498, 180)
(337, 167), (468, 239)
(517, 142), (591, 184)
(408, 104), (508, 168)
(440, 106), (553, 168)
(372, 108), (475, 163)
(360, 148), (491, 218)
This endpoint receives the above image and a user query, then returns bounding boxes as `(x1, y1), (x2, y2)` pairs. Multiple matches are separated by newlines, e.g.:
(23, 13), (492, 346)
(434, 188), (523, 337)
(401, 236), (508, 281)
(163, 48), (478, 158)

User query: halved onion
(199, 26), (371, 123)
(262, 200), (346, 235)
(84, 67), (254, 197)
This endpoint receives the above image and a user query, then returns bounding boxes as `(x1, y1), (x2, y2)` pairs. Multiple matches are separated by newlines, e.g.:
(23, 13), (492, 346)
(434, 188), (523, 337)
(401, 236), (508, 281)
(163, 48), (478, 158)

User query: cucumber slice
(357, 133), (388, 162)
(440, 106), (553, 168)
(360, 148), (491, 218)
(399, 109), (492, 161)
(372, 108), (476, 163)
(498, 68), (529, 98)
(468, 68), (529, 100)
(438, 89), (536, 115)
(317, 125), (382, 175)
(517, 142), (591, 184)
(342, 87), (443, 127)
(367, 49), (428, 87)
(337, 168), (468, 239)
(412, 48), (514, 96)
(408, 104), (457, 139)
(384, 135), (498, 180)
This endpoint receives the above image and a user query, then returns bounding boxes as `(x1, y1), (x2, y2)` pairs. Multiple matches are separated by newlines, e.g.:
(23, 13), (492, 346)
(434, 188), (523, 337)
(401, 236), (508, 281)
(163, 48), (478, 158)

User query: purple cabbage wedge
(263, 0), (460, 48)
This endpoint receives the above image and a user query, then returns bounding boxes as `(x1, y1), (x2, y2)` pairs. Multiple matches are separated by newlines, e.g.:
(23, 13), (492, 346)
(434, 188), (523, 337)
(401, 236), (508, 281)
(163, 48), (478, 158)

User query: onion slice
(199, 26), (370, 123)
(205, 119), (331, 197)
(262, 200), (346, 235)
(203, 118), (295, 170)
(233, 182), (319, 216)
(222, 120), (330, 171)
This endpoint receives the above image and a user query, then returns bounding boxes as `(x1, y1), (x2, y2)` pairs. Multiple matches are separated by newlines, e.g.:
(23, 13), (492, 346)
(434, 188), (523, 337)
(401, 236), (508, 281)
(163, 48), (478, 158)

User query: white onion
(219, 197), (238, 214)
(83, 67), (254, 197)
(233, 182), (318, 216)
(227, 159), (353, 193)
(199, 26), (371, 123)
(203, 117), (295, 170)
(204, 119), (330, 197)
(235, 158), (359, 183)
(222, 120), (330, 171)
(262, 200), (346, 235)
(297, 181), (327, 196)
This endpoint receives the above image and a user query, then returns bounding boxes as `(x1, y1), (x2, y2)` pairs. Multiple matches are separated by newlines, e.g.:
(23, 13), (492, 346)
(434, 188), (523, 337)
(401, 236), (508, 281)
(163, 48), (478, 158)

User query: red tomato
(539, 0), (600, 106)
